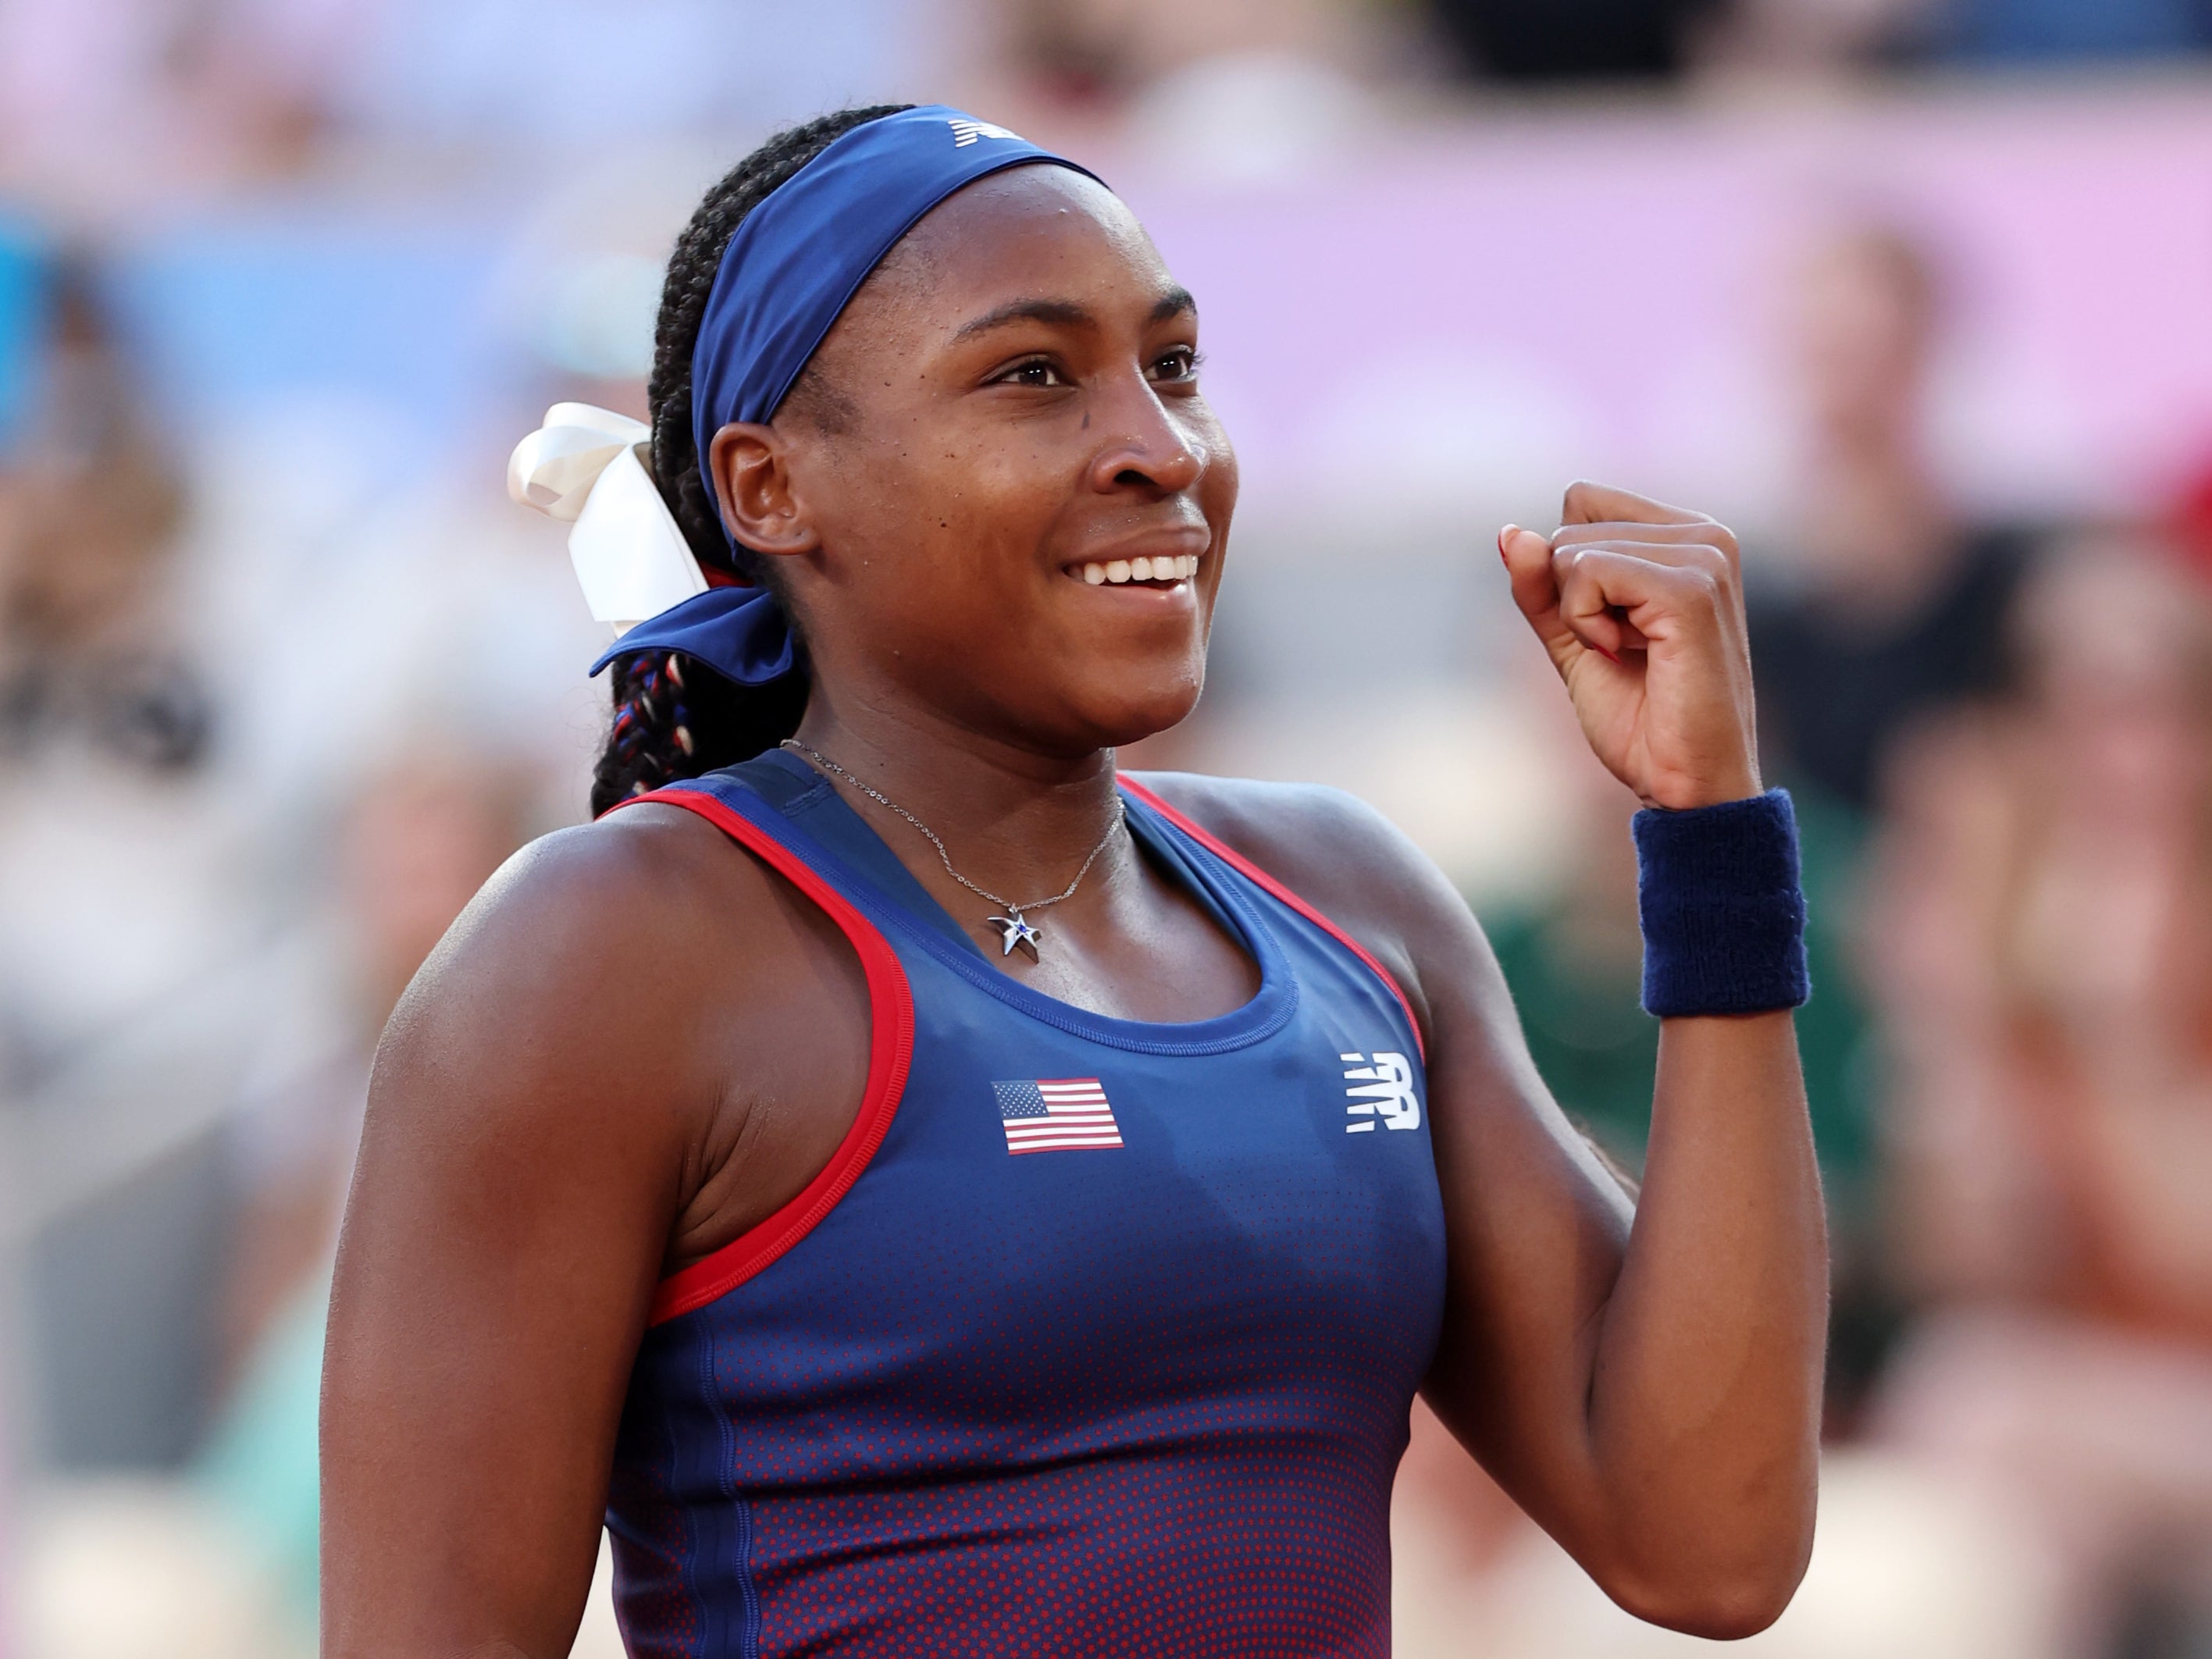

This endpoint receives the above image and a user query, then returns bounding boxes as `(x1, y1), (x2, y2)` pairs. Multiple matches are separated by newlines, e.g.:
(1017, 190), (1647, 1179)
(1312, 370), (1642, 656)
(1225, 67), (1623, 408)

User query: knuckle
(1686, 542), (1732, 579)
(1665, 557), (1722, 600)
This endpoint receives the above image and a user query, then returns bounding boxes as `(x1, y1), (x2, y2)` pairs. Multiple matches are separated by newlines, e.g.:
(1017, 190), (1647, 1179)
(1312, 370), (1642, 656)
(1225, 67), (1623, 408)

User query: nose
(1085, 373), (1205, 497)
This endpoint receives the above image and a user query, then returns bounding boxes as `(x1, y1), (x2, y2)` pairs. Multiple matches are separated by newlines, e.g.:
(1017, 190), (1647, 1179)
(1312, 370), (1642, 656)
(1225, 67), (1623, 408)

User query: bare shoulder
(1124, 772), (1424, 899)
(392, 803), (762, 1032)
(1124, 771), (1492, 1034)
(369, 800), (802, 1154)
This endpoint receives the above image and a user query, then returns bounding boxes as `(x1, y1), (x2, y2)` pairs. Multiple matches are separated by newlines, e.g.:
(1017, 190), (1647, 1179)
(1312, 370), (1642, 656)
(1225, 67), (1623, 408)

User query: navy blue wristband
(1633, 789), (1810, 1019)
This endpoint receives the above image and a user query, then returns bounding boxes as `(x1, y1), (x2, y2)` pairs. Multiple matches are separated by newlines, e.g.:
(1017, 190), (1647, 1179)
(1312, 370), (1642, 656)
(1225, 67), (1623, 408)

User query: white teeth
(1078, 554), (1204, 586)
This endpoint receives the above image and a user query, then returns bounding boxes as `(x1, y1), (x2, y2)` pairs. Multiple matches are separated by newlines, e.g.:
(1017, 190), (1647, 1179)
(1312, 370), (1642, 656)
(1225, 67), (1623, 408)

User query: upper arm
(1131, 774), (1634, 1511)
(321, 817), (732, 1657)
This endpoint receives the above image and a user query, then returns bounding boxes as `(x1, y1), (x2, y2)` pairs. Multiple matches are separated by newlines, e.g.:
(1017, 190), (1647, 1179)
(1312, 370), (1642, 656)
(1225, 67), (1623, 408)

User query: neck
(789, 689), (1129, 902)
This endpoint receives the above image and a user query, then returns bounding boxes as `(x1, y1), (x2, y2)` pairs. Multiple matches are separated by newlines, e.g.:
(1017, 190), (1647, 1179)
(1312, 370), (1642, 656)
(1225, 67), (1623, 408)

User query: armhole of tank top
(1119, 776), (1427, 1063)
(611, 785), (917, 1326)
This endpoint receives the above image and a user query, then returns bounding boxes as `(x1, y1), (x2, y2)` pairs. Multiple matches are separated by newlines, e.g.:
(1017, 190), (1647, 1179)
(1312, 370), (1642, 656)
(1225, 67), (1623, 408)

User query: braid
(592, 104), (913, 819)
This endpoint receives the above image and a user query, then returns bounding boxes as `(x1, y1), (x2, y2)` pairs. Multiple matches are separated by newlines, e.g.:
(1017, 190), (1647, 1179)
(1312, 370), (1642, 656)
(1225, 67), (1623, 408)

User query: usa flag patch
(992, 1078), (1123, 1154)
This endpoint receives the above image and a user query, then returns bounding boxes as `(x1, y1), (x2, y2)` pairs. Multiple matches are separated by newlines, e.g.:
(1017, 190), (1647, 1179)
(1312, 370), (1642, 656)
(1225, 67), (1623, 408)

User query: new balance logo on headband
(948, 118), (1021, 148)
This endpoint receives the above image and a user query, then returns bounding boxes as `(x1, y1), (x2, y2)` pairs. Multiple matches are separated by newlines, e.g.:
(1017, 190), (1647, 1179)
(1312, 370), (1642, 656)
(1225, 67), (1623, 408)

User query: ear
(707, 421), (819, 558)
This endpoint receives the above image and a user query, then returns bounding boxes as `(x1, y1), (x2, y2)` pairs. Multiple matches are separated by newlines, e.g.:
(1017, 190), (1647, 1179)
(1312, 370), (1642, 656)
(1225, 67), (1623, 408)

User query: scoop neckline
(715, 765), (1299, 1057)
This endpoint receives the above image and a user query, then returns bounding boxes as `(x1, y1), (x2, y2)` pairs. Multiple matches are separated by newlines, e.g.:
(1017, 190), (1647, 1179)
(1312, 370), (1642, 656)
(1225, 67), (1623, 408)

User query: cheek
(864, 420), (1067, 564)
(1174, 397), (1238, 518)
(1201, 425), (1240, 525)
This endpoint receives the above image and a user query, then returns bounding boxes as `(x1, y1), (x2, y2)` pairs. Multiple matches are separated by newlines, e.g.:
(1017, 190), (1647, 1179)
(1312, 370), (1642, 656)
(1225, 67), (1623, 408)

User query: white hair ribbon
(507, 402), (707, 635)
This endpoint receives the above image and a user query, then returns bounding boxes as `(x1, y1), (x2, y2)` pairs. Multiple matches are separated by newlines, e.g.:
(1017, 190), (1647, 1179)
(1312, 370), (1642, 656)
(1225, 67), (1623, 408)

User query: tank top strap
(604, 774), (917, 1323)
(1118, 775), (1425, 1061)
(709, 749), (984, 958)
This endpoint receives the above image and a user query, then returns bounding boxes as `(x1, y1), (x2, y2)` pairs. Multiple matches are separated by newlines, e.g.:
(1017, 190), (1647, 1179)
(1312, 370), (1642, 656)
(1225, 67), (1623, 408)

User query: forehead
(873, 166), (1178, 326)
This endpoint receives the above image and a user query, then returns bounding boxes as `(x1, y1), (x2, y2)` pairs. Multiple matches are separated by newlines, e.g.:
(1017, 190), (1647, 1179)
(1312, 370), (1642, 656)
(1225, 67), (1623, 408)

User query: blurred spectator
(1867, 536), (2212, 1655)
(0, 248), (262, 1473)
(0, 246), (233, 1091)
(975, 0), (1391, 181)
(1749, 223), (2036, 821)
(0, 0), (946, 206)
(316, 0), (935, 155)
(0, 255), (208, 789)
(1929, 0), (2212, 62)
(0, 219), (43, 447)
(1423, 0), (1726, 80)
(1695, 0), (1932, 73)
(0, 0), (356, 200)
(998, 0), (1364, 104)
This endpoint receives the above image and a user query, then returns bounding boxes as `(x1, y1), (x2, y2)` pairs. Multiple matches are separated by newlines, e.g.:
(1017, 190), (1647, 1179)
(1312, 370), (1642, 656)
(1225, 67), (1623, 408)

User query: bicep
(320, 859), (704, 1657)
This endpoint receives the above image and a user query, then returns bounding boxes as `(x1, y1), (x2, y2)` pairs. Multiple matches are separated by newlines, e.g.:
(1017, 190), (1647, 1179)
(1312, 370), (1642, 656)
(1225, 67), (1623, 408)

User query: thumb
(1499, 524), (1570, 650)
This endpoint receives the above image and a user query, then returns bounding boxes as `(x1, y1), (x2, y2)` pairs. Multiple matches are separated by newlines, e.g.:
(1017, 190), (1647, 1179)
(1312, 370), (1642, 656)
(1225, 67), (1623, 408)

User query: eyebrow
(1152, 287), (1198, 325)
(953, 286), (1198, 341)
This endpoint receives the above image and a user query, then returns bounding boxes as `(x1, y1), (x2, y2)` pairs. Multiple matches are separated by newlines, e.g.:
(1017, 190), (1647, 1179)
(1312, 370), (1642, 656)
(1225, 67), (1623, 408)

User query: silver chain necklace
(779, 739), (1125, 961)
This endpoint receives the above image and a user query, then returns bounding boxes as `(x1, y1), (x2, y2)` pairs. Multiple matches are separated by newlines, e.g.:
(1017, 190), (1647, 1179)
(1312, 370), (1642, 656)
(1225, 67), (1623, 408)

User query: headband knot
(508, 402), (707, 631)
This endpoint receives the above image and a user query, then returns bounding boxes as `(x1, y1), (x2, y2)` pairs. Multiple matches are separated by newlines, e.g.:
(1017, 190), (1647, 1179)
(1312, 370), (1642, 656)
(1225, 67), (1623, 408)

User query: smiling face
(707, 165), (1237, 759)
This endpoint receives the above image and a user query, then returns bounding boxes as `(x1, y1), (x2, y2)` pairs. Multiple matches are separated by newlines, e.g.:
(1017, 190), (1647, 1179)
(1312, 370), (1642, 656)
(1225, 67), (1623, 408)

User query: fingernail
(1594, 644), (1622, 666)
(1497, 526), (1513, 561)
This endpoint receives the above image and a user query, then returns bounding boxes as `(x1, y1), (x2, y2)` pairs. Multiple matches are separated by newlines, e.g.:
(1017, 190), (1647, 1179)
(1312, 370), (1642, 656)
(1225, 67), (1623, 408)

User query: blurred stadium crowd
(5, 0), (2212, 1655)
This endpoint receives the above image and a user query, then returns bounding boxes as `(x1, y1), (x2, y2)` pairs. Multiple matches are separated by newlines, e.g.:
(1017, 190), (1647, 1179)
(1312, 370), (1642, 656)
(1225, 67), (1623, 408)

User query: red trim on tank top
(1119, 776), (1427, 1063)
(613, 786), (916, 1326)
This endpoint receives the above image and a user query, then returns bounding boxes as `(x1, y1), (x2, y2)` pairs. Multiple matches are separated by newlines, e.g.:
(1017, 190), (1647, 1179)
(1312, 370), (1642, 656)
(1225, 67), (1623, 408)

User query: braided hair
(590, 104), (914, 818)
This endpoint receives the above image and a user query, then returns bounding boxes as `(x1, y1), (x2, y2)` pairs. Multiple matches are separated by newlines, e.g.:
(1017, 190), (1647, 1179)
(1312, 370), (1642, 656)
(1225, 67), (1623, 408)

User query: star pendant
(988, 911), (1043, 960)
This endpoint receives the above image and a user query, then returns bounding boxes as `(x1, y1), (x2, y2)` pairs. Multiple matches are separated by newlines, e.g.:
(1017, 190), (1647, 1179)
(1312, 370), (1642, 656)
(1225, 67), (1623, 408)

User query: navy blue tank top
(604, 753), (1447, 1657)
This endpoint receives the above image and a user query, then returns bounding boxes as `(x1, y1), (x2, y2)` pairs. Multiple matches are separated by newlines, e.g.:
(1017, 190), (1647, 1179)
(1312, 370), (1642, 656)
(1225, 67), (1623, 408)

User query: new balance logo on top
(948, 117), (1021, 148)
(1341, 1052), (1419, 1134)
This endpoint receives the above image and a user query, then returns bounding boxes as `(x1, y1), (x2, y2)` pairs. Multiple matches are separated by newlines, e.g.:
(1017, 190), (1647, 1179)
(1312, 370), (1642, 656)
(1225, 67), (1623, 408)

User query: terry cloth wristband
(1633, 789), (1810, 1019)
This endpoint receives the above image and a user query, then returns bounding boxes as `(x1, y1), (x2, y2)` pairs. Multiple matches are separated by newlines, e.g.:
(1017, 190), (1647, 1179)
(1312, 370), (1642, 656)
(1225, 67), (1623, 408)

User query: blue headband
(593, 106), (1102, 690)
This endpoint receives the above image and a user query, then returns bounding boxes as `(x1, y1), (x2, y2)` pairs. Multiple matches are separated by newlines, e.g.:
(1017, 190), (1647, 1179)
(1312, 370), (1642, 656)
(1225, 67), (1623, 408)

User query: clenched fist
(1500, 482), (1761, 811)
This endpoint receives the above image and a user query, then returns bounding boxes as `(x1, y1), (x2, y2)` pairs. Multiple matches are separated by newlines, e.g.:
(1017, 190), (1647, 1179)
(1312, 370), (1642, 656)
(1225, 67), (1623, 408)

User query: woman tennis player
(322, 105), (1825, 1657)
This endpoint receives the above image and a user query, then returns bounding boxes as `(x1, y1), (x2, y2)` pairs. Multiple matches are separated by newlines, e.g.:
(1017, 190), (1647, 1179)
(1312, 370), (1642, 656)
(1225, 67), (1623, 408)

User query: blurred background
(4, 0), (2212, 1654)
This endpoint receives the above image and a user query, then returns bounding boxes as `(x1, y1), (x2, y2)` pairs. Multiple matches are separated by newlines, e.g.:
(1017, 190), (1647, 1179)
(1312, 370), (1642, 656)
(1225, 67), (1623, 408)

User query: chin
(1072, 671), (1206, 752)
(956, 631), (1208, 755)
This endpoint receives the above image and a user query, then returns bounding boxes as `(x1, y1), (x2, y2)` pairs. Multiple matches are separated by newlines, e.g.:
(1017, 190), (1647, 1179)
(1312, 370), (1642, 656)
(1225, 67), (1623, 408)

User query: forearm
(1584, 1009), (1826, 1620)
(1472, 486), (1826, 1633)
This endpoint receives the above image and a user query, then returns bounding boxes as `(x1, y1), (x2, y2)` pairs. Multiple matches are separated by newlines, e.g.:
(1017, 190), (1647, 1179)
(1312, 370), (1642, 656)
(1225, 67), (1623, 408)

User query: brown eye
(1149, 348), (1199, 383)
(999, 360), (1066, 388)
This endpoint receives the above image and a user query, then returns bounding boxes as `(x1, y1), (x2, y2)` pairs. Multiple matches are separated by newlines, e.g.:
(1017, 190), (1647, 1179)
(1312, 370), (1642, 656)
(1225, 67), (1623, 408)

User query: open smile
(1072, 553), (1202, 588)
